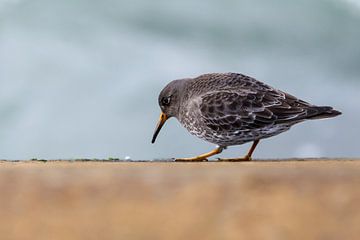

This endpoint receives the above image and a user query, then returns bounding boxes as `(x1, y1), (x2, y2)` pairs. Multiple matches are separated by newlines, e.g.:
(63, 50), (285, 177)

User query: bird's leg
(218, 140), (260, 162)
(175, 146), (225, 162)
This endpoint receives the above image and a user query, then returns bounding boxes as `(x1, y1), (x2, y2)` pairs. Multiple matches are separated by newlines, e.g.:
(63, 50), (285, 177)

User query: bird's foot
(175, 157), (208, 162)
(174, 147), (224, 162)
(217, 155), (252, 162)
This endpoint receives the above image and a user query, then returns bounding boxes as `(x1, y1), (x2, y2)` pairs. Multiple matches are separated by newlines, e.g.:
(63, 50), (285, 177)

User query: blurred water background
(0, 0), (359, 160)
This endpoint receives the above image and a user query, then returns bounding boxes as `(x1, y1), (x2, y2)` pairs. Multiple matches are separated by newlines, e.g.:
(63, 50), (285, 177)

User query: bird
(151, 73), (341, 161)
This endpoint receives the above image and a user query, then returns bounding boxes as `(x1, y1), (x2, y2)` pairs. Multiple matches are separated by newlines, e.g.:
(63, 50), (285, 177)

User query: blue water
(0, 0), (359, 159)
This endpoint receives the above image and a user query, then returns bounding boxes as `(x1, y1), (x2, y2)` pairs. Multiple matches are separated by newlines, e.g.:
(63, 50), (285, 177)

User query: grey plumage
(152, 72), (341, 160)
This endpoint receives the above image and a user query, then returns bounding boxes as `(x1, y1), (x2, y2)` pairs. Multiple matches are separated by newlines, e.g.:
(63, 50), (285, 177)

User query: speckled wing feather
(197, 76), (320, 134)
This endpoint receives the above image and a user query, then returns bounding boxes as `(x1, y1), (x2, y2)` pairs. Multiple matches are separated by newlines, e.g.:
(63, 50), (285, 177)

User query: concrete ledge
(0, 159), (359, 240)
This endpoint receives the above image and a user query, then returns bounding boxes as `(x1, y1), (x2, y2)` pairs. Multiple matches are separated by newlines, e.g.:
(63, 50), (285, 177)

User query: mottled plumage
(152, 73), (341, 161)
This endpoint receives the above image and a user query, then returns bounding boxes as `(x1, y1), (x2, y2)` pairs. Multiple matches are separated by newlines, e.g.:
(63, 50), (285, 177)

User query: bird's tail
(307, 106), (342, 120)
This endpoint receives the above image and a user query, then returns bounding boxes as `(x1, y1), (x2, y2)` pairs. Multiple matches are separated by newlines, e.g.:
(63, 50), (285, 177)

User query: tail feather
(307, 106), (342, 120)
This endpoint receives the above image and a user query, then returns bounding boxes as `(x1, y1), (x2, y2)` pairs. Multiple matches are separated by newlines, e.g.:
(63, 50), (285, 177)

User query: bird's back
(179, 73), (341, 146)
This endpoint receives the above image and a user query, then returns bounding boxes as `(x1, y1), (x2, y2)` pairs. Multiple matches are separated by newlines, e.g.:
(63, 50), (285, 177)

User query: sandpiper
(152, 73), (341, 161)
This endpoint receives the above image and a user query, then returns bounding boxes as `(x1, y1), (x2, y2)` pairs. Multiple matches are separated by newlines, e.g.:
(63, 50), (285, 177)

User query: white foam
(341, 0), (360, 14)
(344, 0), (360, 8)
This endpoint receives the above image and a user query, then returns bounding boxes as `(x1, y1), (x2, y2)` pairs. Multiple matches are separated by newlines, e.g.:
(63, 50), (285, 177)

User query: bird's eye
(161, 96), (171, 106)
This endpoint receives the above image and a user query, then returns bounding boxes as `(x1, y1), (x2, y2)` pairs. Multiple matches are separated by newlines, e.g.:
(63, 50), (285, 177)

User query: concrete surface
(0, 159), (359, 240)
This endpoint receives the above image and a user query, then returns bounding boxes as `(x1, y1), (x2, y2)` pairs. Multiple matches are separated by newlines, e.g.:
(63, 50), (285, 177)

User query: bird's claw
(217, 155), (252, 162)
(175, 158), (208, 162)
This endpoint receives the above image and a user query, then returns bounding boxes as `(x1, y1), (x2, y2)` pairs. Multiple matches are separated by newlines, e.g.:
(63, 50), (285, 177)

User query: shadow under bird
(151, 73), (341, 161)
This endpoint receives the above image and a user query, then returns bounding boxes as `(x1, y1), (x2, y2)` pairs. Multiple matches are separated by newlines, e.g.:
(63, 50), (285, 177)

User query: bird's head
(151, 79), (187, 144)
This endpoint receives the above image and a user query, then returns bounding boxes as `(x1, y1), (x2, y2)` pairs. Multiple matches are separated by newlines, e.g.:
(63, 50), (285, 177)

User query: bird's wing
(197, 88), (313, 133)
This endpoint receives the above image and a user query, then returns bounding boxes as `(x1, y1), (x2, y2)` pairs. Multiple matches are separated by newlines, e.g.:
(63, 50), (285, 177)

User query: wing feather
(198, 88), (313, 133)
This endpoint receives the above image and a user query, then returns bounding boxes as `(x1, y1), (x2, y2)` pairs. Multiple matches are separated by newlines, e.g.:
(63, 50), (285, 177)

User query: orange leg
(175, 146), (224, 162)
(218, 140), (260, 162)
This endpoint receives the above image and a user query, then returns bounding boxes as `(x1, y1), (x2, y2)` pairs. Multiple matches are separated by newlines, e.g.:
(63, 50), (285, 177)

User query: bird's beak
(151, 112), (169, 144)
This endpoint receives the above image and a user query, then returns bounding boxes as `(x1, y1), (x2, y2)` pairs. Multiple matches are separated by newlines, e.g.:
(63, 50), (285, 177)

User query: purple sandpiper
(152, 73), (341, 161)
